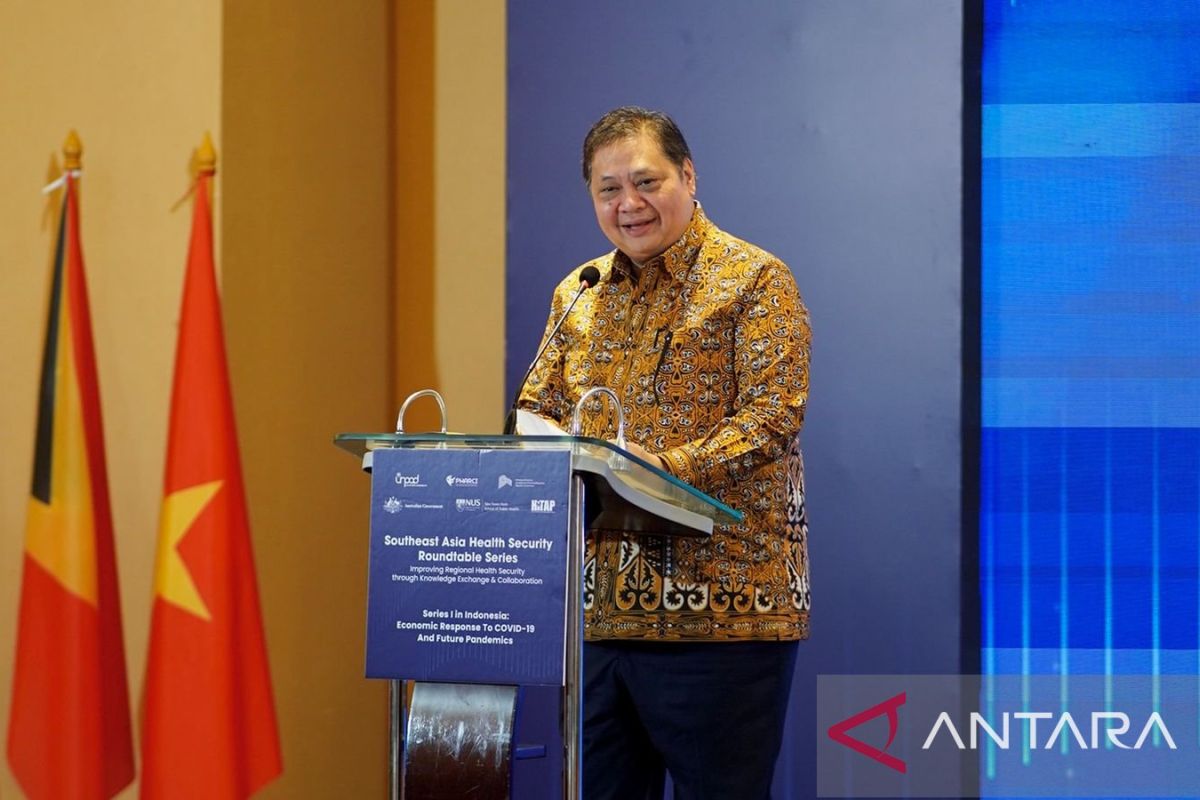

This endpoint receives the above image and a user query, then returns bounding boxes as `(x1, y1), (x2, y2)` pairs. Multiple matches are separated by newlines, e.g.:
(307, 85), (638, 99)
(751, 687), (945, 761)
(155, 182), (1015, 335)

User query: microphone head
(579, 266), (601, 288)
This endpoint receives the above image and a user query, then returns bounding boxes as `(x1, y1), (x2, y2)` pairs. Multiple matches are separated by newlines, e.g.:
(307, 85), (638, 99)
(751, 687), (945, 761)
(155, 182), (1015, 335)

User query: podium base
(400, 681), (518, 800)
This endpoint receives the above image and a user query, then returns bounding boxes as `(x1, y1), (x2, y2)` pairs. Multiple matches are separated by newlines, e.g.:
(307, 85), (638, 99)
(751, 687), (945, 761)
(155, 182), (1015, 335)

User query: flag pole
(63, 129), (83, 170)
(42, 130), (83, 195)
(195, 131), (216, 177)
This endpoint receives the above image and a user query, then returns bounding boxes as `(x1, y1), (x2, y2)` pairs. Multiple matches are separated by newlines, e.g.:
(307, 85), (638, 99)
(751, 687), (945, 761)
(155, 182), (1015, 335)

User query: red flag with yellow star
(139, 156), (281, 798)
(7, 168), (136, 798)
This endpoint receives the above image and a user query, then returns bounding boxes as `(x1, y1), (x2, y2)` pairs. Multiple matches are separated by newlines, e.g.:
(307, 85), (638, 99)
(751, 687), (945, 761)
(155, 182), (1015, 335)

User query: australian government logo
(817, 674), (1198, 798)
(380, 498), (443, 512)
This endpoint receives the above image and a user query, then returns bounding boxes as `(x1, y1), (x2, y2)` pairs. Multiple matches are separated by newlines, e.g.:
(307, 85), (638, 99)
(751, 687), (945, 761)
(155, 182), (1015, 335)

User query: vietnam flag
(7, 169), (136, 798)
(140, 156), (282, 798)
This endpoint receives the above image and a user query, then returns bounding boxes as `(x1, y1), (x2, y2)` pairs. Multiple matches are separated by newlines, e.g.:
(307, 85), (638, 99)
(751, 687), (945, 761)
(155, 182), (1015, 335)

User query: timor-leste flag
(7, 174), (135, 799)
(140, 173), (281, 798)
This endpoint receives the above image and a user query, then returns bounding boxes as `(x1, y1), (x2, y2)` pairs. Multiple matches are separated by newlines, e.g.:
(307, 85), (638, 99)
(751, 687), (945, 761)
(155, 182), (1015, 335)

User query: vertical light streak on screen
(1020, 433), (1032, 767)
(1058, 430), (1069, 753)
(1103, 433), (1113, 730)
(984, 435), (997, 779)
(1152, 426), (1162, 744)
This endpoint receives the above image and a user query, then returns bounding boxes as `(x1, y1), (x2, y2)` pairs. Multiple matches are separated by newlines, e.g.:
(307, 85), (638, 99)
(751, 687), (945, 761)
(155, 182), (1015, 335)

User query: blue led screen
(982, 0), (1200, 790)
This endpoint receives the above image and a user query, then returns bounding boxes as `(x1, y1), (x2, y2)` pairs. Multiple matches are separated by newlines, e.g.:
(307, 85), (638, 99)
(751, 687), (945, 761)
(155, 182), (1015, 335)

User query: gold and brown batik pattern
(518, 207), (811, 641)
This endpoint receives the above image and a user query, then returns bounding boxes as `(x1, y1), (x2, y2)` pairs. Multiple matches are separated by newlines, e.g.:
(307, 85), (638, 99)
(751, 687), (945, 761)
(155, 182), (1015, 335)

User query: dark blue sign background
(365, 447), (571, 685)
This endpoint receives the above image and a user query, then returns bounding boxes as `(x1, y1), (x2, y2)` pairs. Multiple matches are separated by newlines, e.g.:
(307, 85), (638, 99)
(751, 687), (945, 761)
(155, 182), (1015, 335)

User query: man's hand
(617, 440), (665, 472)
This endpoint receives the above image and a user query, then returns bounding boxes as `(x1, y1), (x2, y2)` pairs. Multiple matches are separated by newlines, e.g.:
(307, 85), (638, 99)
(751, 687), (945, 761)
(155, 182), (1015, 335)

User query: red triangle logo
(827, 691), (907, 774)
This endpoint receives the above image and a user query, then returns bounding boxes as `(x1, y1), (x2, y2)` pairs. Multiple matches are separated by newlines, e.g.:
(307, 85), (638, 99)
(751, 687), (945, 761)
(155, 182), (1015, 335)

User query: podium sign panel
(366, 447), (571, 686)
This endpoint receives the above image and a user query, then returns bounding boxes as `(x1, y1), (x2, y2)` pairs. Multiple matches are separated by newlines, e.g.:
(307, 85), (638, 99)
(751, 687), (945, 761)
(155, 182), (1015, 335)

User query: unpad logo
(827, 692), (907, 774)
(394, 473), (424, 487)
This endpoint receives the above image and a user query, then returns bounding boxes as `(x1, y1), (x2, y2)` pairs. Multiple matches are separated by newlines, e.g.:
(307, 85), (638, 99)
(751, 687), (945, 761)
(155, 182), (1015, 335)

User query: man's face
(588, 131), (696, 265)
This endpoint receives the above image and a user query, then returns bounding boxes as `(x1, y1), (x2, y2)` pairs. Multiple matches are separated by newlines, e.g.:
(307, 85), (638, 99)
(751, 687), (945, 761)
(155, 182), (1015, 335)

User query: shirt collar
(610, 202), (710, 285)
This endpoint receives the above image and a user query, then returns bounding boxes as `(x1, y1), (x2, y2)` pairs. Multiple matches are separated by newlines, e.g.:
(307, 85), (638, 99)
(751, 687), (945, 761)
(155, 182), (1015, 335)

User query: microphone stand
(503, 268), (599, 434)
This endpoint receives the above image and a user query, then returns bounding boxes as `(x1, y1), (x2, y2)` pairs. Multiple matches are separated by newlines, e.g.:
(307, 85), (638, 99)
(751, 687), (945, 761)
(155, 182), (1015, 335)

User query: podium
(335, 399), (740, 799)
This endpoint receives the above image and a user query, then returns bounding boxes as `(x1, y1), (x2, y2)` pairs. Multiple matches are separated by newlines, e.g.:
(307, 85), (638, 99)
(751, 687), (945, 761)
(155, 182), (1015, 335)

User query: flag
(140, 163), (282, 798)
(7, 170), (136, 798)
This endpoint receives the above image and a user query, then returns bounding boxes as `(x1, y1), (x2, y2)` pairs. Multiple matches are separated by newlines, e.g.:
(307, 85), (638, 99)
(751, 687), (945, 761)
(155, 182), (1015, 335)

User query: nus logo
(530, 499), (556, 513)
(827, 692), (907, 774)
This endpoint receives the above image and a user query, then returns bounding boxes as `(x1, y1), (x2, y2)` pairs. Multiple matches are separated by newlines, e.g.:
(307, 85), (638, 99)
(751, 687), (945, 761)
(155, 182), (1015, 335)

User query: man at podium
(516, 106), (811, 800)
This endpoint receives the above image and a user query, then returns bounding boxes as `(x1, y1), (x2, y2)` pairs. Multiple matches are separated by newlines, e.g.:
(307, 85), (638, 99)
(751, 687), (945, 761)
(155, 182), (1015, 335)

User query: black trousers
(582, 639), (799, 800)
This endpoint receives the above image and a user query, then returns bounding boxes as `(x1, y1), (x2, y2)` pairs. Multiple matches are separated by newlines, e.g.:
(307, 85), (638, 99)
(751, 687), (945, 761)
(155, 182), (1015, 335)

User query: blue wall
(506, 2), (965, 796)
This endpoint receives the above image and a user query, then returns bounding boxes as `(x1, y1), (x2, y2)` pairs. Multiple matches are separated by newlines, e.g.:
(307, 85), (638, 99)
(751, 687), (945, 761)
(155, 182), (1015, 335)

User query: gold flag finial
(63, 130), (83, 171)
(195, 132), (217, 176)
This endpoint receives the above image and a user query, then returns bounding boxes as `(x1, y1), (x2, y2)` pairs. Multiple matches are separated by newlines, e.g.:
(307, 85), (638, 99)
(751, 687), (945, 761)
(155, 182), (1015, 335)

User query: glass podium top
(333, 432), (743, 527)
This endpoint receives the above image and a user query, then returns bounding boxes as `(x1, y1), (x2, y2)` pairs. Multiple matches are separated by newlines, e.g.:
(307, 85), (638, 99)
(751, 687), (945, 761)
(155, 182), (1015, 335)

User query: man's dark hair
(582, 106), (693, 184)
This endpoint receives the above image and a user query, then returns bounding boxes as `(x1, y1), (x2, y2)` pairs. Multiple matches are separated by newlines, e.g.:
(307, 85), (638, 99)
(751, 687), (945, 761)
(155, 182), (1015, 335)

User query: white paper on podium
(515, 409), (566, 436)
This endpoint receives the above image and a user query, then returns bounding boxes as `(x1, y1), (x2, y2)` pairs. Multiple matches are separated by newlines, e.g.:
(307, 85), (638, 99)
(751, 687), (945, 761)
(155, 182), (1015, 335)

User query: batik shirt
(518, 207), (811, 641)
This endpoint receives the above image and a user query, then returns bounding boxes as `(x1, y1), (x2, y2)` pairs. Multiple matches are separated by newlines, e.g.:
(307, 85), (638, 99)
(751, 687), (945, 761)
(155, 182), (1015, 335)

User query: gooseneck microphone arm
(503, 266), (601, 434)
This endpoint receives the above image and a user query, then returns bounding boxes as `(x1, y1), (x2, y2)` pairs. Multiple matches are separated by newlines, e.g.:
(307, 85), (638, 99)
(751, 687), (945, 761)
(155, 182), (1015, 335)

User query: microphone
(579, 265), (601, 286)
(503, 266), (601, 434)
